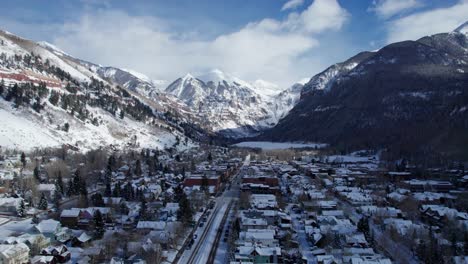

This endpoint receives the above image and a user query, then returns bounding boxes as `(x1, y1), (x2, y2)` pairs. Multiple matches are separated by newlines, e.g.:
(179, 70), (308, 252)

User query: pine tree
(139, 197), (148, 220)
(120, 202), (128, 215)
(17, 199), (26, 217)
(20, 152), (26, 167)
(93, 210), (105, 239)
(54, 192), (62, 210)
(91, 193), (105, 207)
(177, 192), (193, 224)
(56, 172), (64, 195)
(66, 180), (73, 197)
(63, 122), (70, 132)
(105, 182), (111, 197)
(38, 193), (48, 210)
(135, 160), (142, 176)
(34, 166), (40, 181)
(201, 174), (209, 194)
(112, 181), (121, 197)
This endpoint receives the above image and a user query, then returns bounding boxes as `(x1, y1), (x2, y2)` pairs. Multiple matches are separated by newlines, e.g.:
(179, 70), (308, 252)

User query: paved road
(178, 154), (248, 264)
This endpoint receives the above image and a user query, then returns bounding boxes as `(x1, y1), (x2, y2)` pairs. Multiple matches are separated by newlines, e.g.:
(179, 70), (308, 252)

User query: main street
(177, 155), (249, 264)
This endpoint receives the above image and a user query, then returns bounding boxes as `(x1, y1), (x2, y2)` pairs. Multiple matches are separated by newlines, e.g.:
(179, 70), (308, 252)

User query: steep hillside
(262, 30), (468, 158)
(0, 30), (196, 151)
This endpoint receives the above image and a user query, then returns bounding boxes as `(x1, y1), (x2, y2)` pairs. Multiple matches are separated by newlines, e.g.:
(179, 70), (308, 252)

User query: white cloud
(41, 0), (349, 87)
(370, 0), (422, 19)
(283, 0), (350, 34)
(281, 0), (304, 11)
(386, 0), (468, 43)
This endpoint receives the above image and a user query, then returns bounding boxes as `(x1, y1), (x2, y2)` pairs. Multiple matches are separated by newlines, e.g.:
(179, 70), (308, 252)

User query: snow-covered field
(233, 141), (327, 150)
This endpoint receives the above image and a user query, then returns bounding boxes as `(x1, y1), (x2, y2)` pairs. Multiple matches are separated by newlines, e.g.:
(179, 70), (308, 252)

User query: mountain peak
(454, 20), (468, 34)
(182, 73), (195, 81)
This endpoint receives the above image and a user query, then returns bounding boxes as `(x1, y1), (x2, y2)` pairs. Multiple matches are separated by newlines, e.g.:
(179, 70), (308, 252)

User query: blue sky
(0, 0), (466, 87)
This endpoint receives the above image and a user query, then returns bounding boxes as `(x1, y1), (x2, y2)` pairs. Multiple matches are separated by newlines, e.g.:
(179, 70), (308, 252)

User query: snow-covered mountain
(262, 25), (468, 158)
(165, 69), (301, 137)
(0, 28), (303, 146)
(301, 51), (375, 97)
(0, 30), (197, 151)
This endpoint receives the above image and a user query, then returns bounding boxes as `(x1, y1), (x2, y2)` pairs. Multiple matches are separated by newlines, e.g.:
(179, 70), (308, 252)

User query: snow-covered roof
(0, 243), (29, 257)
(136, 221), (166, 230)
(36, 219), (60, 234)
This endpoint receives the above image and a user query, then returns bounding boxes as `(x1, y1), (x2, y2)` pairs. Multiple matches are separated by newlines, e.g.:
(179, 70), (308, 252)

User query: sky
(0, 0), (467, 88)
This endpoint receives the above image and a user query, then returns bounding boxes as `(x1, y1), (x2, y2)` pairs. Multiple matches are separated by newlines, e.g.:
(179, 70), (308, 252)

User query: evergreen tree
(38, 193), (48, 210)
(174, 185), (184, 202)
(17, 199), (26, 217)
(34, 166), (40, 181)
(91, 193), (105, 207)
(93, 210), (105, 239)
(20, 152), (26, 167)
(120, 202), (129, 215)
(66, 180), (73, 197)
(79, 178), (88, 196)
(357, 217), (370, 238)
(31, 214), (40, 224)
(135, 160), (142, 176)
(112, 181), (121, 197)
(139, 197), (148, 220)
(56, 172), (64, 195)
(120, 110), (124, 119)
(54, 192), (62, 210)
(201, 174), (209, 194)
(177, 192), (193, 224)
(105, 182), (111, 197)
(63, 122), (70, 132)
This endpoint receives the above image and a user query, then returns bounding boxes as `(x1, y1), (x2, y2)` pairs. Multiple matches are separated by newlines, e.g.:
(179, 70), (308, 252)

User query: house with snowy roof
(239, 229), (278, 247)
(136, 221), (166, 232)
(1, 233), (50, 255)
(37, 184), (56, 199)
(30, 255), (56, 264)
(35, 219), (62, 240)
(234, 243), (281, 264)
(0, 243), (30, 264)
(60, 209), (80, 228)
(41, 245), (71, 263)
(0, 197), (22, 215)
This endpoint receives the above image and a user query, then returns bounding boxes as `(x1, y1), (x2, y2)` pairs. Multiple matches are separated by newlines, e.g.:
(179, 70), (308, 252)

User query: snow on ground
(0, 103), (61, 150)
(192, 202), (229, 264)
(234, 141), (327, 150)
(0, 98), (194, 152)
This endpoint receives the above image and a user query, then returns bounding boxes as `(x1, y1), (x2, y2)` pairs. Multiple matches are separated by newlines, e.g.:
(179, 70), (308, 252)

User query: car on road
(199, 222), (204, 227)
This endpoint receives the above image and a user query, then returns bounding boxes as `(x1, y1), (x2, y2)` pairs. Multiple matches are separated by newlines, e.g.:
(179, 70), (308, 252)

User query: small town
(0, 145), (466, 264)
(0, 1), (468, 263)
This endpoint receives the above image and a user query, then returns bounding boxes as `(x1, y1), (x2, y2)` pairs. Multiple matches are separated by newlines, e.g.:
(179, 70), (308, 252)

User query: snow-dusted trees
(38, 193), (48, 210)
(17, 199), (26, 217)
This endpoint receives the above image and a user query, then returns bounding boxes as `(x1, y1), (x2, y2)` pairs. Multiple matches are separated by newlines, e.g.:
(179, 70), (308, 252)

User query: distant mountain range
(0, 29), (301, 150)
(1, 22), (467, 157)
(165, 70), (302, 137)
(261, 24), (468, 158)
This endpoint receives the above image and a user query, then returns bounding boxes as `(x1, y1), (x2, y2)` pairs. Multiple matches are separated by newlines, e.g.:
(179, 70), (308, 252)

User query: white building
(0, 243), (30, 264)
